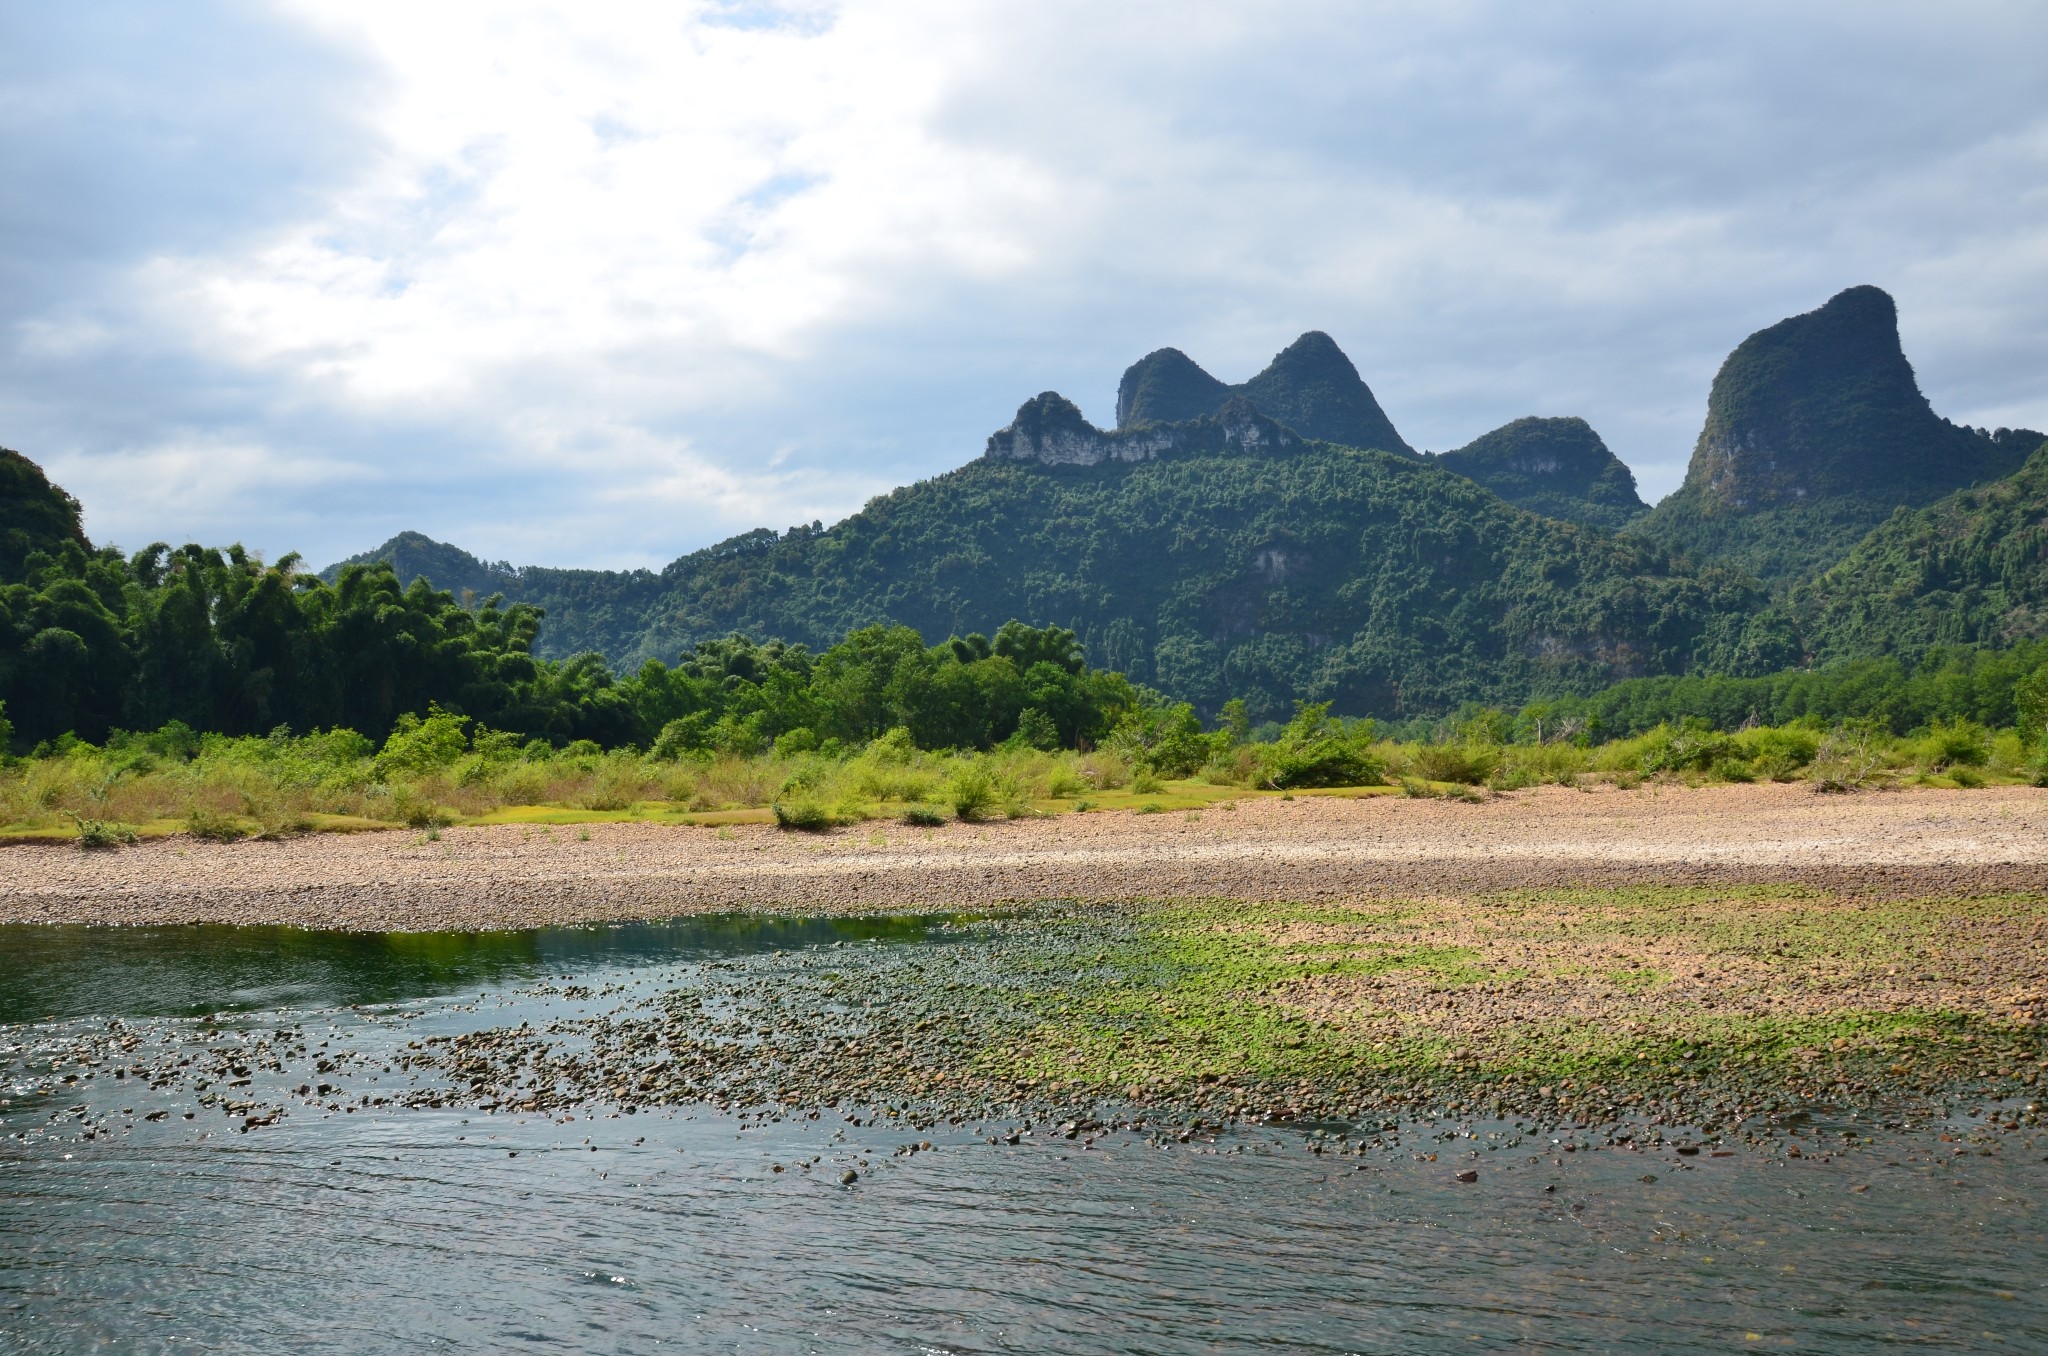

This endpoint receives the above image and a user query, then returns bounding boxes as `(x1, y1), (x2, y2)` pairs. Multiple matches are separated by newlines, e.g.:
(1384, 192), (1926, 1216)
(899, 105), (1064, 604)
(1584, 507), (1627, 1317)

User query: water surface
(3, 918), (2044, 1353)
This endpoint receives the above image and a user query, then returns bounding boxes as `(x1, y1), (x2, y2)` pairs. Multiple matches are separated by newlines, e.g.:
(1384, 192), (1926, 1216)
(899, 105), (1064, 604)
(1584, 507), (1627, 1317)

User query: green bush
(1046, 767), (1087, 798)
(1405, 742), (1497, 786)
(390, 788), (452, 828)
(1009, 708), (1061, 751)
(1260, 702), (1384, 789)
(73, 816), (136, 850)
(901, 804), (947, 827)
(184, 806), (250, 841)
(1731, 726), (1819, 780)
(375, 706), (470, 778)
(1916, 719), (1989, 770)
(774, 727), (819, 757)
(1635, 720), (1733, 774)
(773, 799), (835, 831)
(950, 764), (1000, 821)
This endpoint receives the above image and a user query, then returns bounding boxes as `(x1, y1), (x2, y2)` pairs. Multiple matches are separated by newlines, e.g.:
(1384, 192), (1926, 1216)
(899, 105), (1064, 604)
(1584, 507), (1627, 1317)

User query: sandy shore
(3, 782), (2045, 931)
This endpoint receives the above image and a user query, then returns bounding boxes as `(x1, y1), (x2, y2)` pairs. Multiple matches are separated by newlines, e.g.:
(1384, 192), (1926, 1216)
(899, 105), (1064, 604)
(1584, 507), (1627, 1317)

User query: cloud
(3, 0), (2045, 567)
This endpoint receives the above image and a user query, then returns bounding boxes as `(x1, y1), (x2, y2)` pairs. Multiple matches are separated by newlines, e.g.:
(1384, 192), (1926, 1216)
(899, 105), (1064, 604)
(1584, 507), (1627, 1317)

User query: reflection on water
(0, 914), (944, 1023)
(2, 919), (2046, 1353)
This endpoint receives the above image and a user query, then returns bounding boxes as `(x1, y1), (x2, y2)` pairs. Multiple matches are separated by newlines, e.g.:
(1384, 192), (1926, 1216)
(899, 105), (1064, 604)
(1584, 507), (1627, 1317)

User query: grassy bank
(2, 711), (2042, 845)
(415, 886), (2047, 1141)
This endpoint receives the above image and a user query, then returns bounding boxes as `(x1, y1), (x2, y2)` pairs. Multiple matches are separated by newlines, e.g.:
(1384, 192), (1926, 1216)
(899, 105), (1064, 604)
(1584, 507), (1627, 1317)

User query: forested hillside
(1791, 440), (2048, 659)
(376, 432), (1762, 721)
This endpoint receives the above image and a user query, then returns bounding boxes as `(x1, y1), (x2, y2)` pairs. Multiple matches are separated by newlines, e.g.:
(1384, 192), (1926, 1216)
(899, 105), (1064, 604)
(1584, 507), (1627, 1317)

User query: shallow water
(3, 918), (2046, 1353)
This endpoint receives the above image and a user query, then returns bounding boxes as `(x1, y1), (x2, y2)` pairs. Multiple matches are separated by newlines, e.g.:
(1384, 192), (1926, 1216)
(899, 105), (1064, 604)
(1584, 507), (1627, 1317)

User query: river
(2, 917), (2043, 1352)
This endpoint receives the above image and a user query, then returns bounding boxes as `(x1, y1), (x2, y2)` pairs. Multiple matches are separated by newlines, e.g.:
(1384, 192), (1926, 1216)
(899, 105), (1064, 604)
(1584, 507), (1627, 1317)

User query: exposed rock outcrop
(985, 393), (1300, 466)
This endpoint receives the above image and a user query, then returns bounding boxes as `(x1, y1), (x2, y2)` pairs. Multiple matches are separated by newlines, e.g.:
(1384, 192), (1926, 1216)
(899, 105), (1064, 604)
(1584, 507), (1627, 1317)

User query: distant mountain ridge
(318, 289), (2046, 716)
(323, 530), (524, 603)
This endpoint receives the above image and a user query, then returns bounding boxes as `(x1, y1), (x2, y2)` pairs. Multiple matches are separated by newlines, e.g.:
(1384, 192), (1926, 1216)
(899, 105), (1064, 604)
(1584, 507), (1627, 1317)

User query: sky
(3, 1), (2046, 571)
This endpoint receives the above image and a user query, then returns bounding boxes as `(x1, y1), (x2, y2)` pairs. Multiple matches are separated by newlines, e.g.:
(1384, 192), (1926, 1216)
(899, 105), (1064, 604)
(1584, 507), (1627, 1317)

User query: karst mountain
(9, 288), (2039, 724)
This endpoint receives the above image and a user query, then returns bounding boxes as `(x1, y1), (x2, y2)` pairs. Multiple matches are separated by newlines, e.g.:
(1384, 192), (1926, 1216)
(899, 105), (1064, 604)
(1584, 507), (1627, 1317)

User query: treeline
(1527, 640), (2048, 743)
(10, 528), (2048, 769)
(0, 536), (1140, 755)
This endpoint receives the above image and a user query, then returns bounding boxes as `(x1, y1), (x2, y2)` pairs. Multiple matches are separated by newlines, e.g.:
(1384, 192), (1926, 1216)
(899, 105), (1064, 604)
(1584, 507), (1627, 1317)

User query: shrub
(1635, 720), (1732, 775)
(1261, 702), (1384, 789)
(773, 799), (835, 831)
(950, 764), (1000, 821)
(74, 817), (137, 850)
(902, 804), (947, 827)
(184, 806), (249, 842)
(1009, 708), (1061, 752)
(1811, 728), (1890, 793)
(375, 706), (469, 778)
(1131, 768), (1163, 794)
(390, 787), (452, 828)
(575, 756), (656, 811)
(1078, 751), (1132, 791)
(1732, 726), (1819, 781)
(1498, 741), (1585, 788)
(774, 727), (819, 757)
(1917, 719), (1990, 770)
(1200, 743), (1264, 787)
(867, 727), (918, 764)
(1404, 743), (1496, 786)
(652, 715), (712, 760)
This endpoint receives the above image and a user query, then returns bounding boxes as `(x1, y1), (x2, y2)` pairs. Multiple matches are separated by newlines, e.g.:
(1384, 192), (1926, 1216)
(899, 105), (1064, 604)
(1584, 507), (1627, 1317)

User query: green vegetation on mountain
(17, 285), (2048, 774)
(1114, 347), (1231, 427)
(0, 447), (88, 579)
(1433, 417), (1646, 530)
(0, 499), (1139, 755)
(324, 530), (525, 605)
(412, 431), (1761, 721)
(1629, 285), (2042, 585)
(1790, 439), (2048, 659)
(1115, 331), (1415, 455)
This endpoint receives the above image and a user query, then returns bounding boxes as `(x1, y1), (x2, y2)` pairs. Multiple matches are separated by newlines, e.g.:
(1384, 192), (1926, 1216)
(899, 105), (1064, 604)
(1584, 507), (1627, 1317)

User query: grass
(957, 891), (2048, 1109)
(0, 714), (2039, 846)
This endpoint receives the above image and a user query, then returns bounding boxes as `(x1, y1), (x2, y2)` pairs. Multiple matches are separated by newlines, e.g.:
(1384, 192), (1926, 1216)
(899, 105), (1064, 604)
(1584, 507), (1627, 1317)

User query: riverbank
(3, 782), (2047, 931)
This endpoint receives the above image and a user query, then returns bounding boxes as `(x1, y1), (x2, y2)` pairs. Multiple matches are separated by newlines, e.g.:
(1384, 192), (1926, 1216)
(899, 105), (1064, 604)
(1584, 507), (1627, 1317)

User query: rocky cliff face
(1434, 417), (1646, 531)
(1685, 286), (1959, 510)
(1113, 332), (1414, 456)
(1630, 285), (2045, 584)
(985, 392), (1300, 466)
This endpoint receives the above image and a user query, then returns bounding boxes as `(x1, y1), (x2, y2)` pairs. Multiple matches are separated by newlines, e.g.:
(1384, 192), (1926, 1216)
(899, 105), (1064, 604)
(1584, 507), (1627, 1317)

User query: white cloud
(4, 0), (2046, 567)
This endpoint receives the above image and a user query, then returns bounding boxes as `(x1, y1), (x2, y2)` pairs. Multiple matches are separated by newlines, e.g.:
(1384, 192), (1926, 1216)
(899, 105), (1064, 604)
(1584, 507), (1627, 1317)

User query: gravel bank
(4, 783), (2045, 931)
